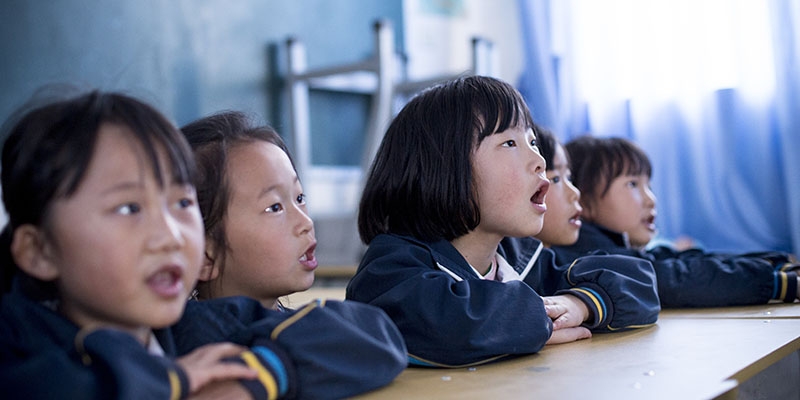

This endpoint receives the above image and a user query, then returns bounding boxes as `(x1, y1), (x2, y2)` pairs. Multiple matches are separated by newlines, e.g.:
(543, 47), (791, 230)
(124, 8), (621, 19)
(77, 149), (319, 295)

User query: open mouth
(643, 214), (657, 231)
(299, 242), (318, 270)
(569, 211), (582, 227)
(531, 180), (550, 206)
(146, 265), (184, 298)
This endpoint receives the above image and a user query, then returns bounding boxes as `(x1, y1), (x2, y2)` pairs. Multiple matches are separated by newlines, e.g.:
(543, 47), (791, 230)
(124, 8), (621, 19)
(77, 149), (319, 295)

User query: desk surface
(355, 317), (800, 400)
(661, 302), (800, 319)
(286, 288), (800, 399)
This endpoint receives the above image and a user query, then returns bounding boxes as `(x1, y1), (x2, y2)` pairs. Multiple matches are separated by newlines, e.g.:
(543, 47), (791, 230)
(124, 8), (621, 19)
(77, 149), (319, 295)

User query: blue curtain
(517, 0), (800, 255)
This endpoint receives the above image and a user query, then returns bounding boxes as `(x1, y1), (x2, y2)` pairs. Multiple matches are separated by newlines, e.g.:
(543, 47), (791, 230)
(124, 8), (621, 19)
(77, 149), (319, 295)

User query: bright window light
(566, 0), (775, 104)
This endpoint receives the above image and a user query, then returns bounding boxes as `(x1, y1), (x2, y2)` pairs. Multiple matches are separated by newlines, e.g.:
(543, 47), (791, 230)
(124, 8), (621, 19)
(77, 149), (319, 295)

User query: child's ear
(198, 242), (220, 282)
(11, 225), (59, 281)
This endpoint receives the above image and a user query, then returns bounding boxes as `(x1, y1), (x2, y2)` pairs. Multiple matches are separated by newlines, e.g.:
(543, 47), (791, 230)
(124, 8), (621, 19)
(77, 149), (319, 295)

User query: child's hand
(672, 235), (697, 251)
(188, 380), (253, 400)
(545, 326), (592, 345)
(542, 294), (590, 330)
(176, 342), (257, 394)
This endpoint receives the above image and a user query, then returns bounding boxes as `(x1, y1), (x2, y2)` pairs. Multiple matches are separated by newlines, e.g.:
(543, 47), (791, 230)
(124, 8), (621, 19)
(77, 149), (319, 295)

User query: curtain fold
(517, 0), (800, 254)
(771, 0), (800, 255)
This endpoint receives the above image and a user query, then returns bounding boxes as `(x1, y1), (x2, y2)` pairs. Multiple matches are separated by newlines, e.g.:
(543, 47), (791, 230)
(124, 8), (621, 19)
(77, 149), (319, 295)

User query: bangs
(598, 138), (652, 197)
(535, 127), (558, 169)
(59, 92), (196, 197)
(612, 141), (652, 178)
(470, 78), (534, 143)
(112, 110), (196, 188)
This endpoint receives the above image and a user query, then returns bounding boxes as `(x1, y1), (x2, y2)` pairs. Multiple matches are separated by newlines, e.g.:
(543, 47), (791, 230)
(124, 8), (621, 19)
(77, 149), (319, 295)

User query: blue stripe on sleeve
(581, 287), (607, 323)
(253, 346), (289, 395)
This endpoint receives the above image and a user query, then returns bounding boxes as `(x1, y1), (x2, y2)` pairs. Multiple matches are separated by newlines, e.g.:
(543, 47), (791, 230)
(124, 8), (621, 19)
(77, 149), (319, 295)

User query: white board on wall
(402, 0), (523, 84)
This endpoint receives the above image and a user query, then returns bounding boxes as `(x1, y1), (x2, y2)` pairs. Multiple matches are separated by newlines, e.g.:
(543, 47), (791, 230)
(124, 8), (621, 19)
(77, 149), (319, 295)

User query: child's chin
(149, 316), (183, 329)
(630, 234), (655, 248)
(565, 235), (580, 246)
(149, 306), (187, 328)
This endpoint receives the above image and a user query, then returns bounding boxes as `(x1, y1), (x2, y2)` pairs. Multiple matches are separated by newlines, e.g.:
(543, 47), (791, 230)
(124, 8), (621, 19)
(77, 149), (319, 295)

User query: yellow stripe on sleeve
(779, 271), (788, 300)
(570, 288), (604, 324)
(167, 369), (182, 400)
(241, 350), (279, 400)
(270, 299), (325, 340)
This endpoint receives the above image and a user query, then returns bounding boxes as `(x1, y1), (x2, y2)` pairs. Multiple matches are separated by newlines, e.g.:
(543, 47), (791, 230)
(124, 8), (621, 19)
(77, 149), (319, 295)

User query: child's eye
(550, 175), (561, 184)
(502, 140), (517, 147)
(265, 203), (283, 213)
(296, 193), (306, 205)
(177, 198), (194, 209)
(116, 203), (141, 215)
(627, 180), (639, 188)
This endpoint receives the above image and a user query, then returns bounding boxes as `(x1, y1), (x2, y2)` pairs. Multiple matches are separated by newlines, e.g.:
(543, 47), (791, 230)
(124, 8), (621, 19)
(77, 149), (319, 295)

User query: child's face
(586, 173), (657, 247)
(471, 125), (550, 241)
(216, 141), (316, 308)
(536, 144), (583, 247)
(43, 124), (204, 336)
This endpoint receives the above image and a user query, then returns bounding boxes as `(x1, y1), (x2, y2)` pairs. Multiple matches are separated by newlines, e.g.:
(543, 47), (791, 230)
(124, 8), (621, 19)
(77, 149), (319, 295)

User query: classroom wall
(0, 0), (524, 265)
(0, 0), (403, 235)
(0, 0), (404, 136)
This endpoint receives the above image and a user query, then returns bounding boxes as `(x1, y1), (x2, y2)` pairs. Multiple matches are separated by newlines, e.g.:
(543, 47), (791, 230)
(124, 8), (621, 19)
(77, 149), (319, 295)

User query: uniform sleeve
(0, 295), (184, 400)
(554, 254), (660, 331)
(219, 337), (297, 400)
(173, 296), (406, 399)
(346, 236), (553, 368)
(647, 246), (799, 307)
(77, 329), (191, 400)
(516, 245), (660, 332)
(261, 299), (407, 399)
(0, 337), (108, 399)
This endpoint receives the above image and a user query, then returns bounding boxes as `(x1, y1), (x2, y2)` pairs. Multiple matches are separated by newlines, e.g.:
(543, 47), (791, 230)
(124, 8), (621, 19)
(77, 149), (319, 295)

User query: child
(180, 111), (315, 310)
(346, 75), (660, 368)
(533, 127), (583, 248)
(552, 135), (800, 307)
(174, 110), (408, 398)
(0, 90), (265, 398)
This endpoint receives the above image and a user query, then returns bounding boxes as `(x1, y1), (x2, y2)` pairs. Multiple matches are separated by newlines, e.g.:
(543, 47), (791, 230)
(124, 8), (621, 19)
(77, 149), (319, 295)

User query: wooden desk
(285, 288), (800, 399)
(353, 317), (800, 400)
(661, 302), (800, 319)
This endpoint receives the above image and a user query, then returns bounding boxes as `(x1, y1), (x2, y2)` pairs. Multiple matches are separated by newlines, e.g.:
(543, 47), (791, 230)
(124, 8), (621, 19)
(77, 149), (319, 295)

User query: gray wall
(0, 0), (404, 166)
(0, 0), (405, 264)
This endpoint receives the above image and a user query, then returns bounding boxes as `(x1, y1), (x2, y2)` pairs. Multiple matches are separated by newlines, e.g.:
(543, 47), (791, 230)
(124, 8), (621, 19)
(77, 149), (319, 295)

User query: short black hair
(535, 126), (564, 171)
(1, 89), (195, 294)
(180, 110), (292, 299)
(358, 75), (536, 243)
(564, 135), (652, 210)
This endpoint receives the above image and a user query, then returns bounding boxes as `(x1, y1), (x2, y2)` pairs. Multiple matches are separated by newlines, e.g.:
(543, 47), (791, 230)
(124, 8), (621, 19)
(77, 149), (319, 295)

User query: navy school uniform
(0, 287), (194, 399)
(552, 222), (799, 307)
(173, 296), (408, 399)
(0, 283), (407, 399)
(345, 233), (660, 368)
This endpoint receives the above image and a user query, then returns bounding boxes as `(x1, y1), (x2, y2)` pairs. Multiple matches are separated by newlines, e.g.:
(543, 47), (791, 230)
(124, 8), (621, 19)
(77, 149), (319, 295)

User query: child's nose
(567, 180), (581, 201)
(148, 209), (184, 250)
(293, 205), (314, 236)
(529, 148), (546, 176)
(644, 187), (657, 207)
